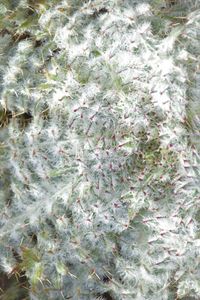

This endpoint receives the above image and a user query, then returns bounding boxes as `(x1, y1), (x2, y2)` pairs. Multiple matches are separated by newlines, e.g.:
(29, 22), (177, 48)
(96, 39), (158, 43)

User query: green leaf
(56, 262), (68, 276)
(20, 247), (40, 271)
(19, 15), (39, 30)
(31, 262), (43, 286)
(39, 83), (53, 90)
(91, 49), (101, 57)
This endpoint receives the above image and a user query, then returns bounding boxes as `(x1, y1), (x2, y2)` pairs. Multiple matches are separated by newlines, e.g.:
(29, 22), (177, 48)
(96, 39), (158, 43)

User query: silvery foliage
(1, 0), (200, 299)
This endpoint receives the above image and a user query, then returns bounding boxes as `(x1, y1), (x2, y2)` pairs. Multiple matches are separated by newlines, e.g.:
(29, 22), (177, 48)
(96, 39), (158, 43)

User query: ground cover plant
(1, 0), (200, 299)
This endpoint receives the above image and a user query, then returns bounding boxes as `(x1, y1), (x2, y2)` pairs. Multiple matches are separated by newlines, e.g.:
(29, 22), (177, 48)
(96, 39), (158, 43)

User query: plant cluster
(0, 0), (200, 299)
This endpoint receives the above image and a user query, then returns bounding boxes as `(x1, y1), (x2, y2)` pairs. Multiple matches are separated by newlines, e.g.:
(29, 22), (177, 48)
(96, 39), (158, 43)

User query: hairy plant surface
(0, 0), (200, 299)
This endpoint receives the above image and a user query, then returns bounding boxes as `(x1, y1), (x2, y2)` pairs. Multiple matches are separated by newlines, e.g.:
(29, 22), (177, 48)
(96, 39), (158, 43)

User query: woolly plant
(1, 0), (200, 299)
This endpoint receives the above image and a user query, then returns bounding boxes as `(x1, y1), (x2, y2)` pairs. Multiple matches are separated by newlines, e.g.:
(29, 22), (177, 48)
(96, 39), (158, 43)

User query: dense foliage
(0, 0), (200, 299)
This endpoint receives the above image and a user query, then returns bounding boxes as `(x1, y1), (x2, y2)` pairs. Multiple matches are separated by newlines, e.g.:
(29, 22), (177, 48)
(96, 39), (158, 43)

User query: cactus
(1, 0), (200, 299)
